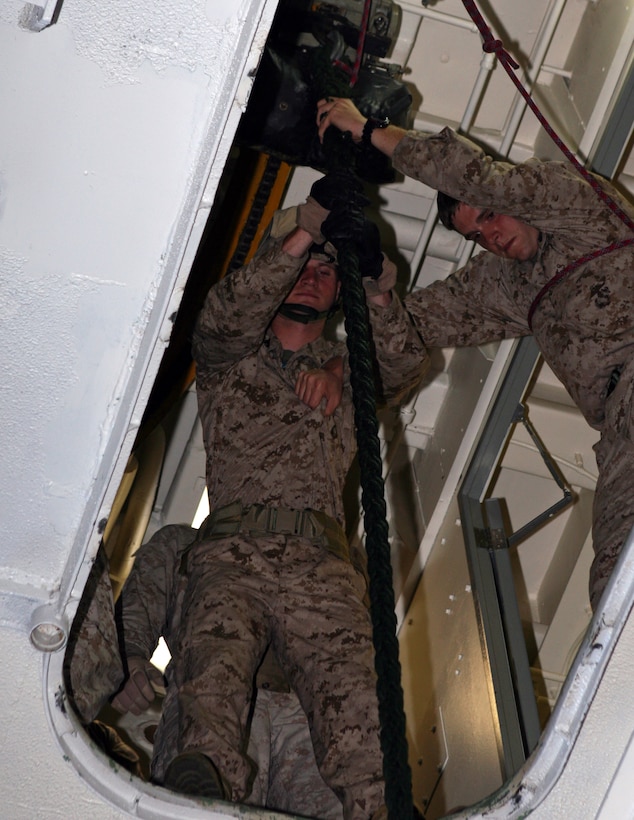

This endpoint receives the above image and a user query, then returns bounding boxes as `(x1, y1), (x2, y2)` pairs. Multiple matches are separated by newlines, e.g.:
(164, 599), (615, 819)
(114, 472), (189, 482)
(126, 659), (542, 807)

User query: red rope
(527, 238), (634, 330)
(333, 0), (373, 87)
(459, 0), (634, 327)
(460, 0), (634, 232)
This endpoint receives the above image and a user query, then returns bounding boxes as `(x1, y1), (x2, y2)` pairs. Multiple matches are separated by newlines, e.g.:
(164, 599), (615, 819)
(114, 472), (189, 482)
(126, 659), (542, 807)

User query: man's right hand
(316, 97), (367, 143)
(316, 97), (406, 158)
(111, 657), (164, 715)
(296, 170), (368, 244)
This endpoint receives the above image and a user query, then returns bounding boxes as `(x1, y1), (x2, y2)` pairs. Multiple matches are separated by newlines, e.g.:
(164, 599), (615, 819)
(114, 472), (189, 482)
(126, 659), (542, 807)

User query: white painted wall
(1, 629), (127, 819)
(0, 0), (277, 814)
(0, 0), (278, 615)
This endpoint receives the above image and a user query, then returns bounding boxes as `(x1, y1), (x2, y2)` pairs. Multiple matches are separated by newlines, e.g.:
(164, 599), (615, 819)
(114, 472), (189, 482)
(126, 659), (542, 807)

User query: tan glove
(362, 254), (398, 297)
(296, 196), (329, 244)
(297, 170), (371, 245)
(270, 206), (299, 239)
(111, 656), (164, 716)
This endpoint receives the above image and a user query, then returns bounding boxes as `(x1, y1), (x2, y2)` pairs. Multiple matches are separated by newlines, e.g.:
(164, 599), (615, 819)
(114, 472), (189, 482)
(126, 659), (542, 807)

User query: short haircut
(437, 190), (461, 232)
(309, 242), (338, 271)
(307, 243), (340, 285)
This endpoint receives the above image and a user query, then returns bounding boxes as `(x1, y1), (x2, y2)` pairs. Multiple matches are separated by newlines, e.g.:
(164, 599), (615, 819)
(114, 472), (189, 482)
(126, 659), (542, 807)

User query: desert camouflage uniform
(65, 544), (124, 723)
(393, 127), (634, 609)
(167, 232), (427, 819)
(118, 523), (343, 819)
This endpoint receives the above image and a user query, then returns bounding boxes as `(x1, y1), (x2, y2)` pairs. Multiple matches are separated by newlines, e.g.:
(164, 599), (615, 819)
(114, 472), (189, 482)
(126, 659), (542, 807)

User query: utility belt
(182, 501), (350, 570)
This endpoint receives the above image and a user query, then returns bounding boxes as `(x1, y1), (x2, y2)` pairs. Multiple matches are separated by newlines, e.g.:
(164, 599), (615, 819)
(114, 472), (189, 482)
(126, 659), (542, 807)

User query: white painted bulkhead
(2, 0), (634, 818)
(1, 0), (280, 816)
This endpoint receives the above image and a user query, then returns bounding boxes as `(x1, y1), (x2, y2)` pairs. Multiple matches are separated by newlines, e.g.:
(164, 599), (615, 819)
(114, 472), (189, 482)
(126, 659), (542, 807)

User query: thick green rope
(337, 235), (415, 819)
(311, 45), (414, 801)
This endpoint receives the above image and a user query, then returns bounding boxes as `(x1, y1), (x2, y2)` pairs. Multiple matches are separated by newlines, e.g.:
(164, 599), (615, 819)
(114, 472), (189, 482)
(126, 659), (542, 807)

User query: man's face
(453, 204), (540, 261)
(285, 258), (340, 312)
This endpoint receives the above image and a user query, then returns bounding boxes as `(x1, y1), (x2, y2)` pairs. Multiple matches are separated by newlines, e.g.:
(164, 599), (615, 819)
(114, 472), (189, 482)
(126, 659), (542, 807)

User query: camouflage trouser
(153, 673), (343, 818)
(170, 531), (384, 820)
(591, 360), (634, 610)
(247, 689), (343, 819)
(66, 531), (348, 818)
(64, 545), (124, 723)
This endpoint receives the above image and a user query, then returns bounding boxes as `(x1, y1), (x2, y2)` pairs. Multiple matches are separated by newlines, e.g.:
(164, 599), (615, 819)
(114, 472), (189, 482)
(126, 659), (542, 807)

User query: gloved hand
(362, 254), (398, 296)
(111, 656), (164, 716)
(310, 169), (367, 211)
(296, 196), (329, 244)
(296, 170), (368, 244)
(322, 206), (384, 275)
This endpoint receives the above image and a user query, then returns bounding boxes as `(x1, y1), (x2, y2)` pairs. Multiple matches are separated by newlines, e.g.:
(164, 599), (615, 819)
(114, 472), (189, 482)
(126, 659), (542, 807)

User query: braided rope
(314, 14), (415, 813)
(337, 235), (414, 819)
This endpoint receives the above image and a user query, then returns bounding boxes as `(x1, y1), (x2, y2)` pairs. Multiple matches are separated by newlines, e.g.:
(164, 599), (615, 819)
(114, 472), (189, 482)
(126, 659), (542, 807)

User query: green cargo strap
(180, 501), (350, 573)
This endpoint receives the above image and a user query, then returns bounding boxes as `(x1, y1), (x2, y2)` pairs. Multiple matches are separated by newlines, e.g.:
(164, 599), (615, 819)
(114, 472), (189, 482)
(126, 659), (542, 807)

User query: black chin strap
(277, 303), (329, 324)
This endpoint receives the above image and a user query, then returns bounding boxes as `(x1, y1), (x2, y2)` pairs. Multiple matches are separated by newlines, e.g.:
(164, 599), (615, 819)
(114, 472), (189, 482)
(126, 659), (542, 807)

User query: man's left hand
(322, 208), (385, 281)
(295, 362), (343, 416)
(111, 657), (163, 716)
(309, 169), (367, 211)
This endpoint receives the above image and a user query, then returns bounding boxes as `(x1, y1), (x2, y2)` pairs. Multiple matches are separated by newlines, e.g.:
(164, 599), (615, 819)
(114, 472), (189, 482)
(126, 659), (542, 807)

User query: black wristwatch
(362, 116), (390, 147)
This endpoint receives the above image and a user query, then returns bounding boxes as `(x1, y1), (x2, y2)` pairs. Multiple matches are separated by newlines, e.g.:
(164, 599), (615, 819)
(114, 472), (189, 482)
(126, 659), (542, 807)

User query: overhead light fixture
(29, 605), (68, 652)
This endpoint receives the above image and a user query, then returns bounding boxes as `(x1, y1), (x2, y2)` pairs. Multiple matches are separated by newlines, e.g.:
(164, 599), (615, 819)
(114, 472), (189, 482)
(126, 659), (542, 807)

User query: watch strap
(362, 116), (390, 147)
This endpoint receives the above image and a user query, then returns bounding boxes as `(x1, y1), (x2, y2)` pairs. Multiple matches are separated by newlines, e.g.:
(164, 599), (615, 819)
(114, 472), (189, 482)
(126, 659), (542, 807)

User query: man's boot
(163, 751), (227, 800)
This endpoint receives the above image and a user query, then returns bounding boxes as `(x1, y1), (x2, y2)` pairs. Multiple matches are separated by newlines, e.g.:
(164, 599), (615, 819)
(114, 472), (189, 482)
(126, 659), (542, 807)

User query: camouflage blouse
(192, 234), (427, 528)
(394, 127), (634, 429)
